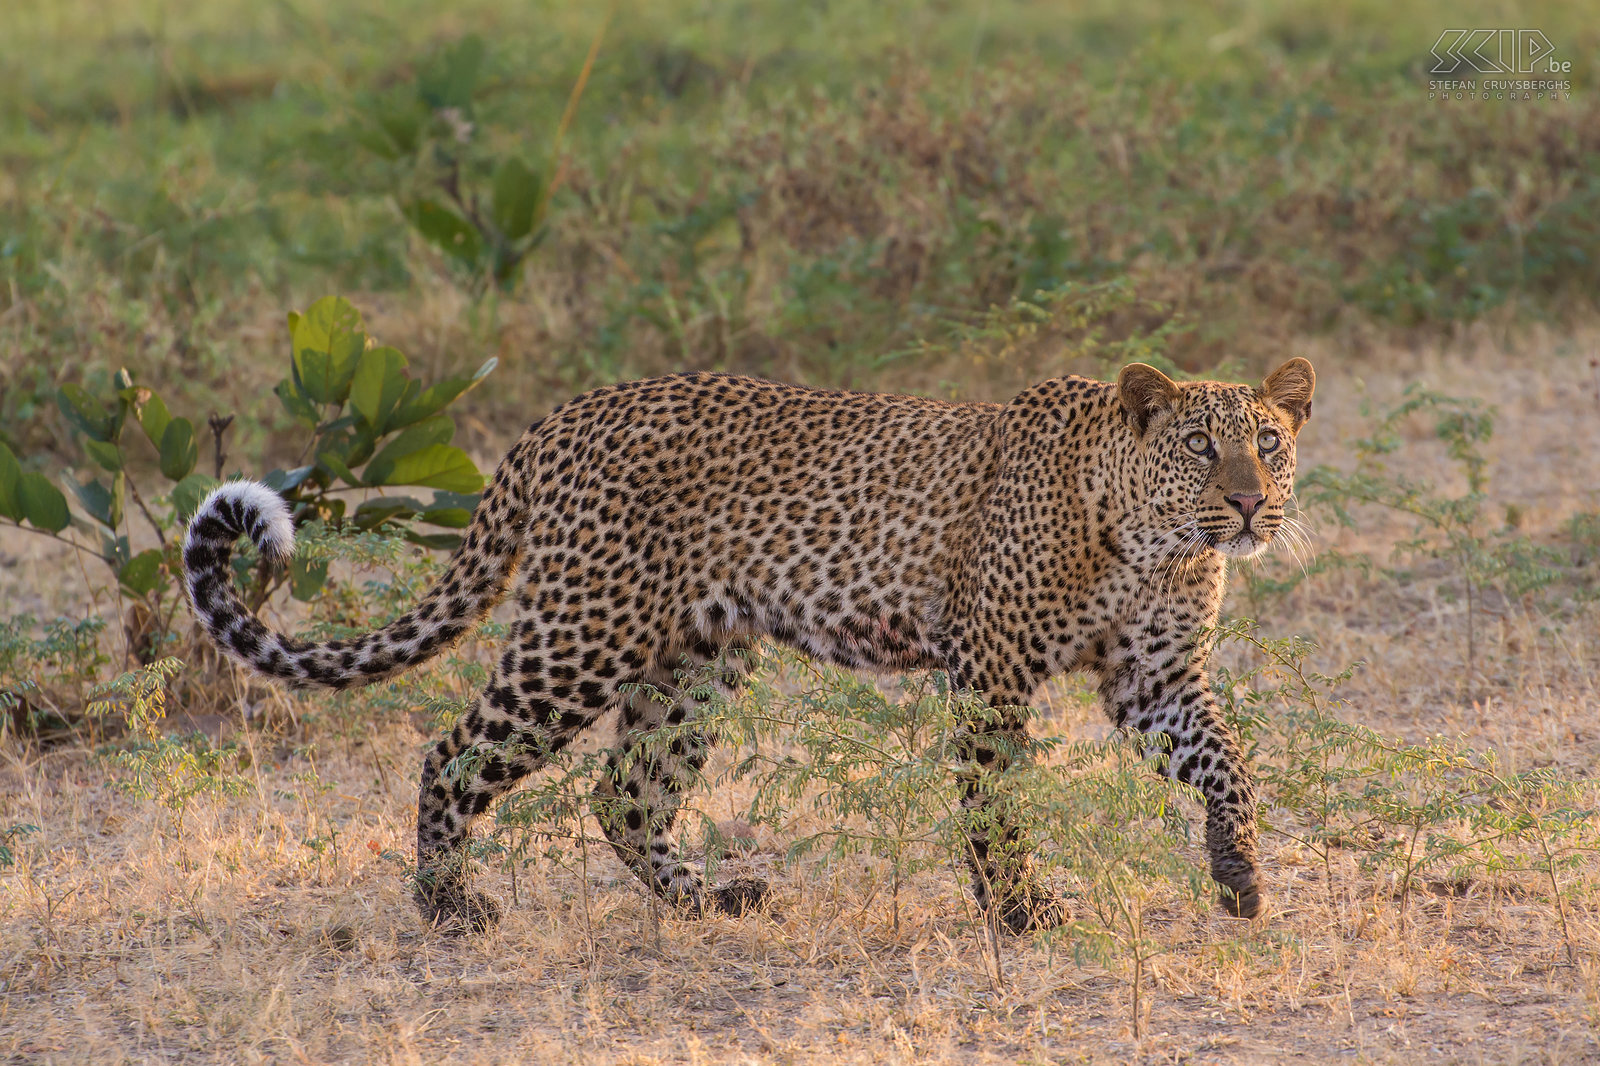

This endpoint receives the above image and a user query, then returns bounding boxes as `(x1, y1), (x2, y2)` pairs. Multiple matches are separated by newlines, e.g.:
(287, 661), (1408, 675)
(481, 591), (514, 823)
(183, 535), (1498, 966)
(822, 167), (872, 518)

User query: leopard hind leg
(591, 641), (767, 915)
(413, 617), (630, 932)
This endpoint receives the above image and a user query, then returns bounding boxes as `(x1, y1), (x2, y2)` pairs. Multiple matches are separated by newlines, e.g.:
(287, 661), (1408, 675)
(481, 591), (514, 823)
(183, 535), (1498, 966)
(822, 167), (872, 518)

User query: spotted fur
(183, 358), (1316, 932)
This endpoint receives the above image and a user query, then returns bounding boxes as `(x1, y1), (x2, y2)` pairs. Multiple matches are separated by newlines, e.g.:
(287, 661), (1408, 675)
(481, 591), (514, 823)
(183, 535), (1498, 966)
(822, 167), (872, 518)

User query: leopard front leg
(1100, 637), (1262, 919)
(954, 711), (1068, 933)
(943, 646), (1067, 933)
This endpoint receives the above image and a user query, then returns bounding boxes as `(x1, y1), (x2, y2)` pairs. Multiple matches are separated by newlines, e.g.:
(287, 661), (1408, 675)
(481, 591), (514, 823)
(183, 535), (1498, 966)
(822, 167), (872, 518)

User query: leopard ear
(1259, 357), (1316, 433)
(1117, 363), (1181, 436)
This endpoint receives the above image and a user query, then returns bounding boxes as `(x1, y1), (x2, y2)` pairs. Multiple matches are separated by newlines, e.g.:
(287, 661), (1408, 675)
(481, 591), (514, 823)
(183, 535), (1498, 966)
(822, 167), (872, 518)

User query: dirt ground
(4, 326), (1600, 1064)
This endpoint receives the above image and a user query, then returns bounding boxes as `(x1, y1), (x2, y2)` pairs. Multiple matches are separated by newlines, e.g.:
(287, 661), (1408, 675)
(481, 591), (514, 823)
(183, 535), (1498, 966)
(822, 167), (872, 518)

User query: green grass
(2, 0), (1598, 444)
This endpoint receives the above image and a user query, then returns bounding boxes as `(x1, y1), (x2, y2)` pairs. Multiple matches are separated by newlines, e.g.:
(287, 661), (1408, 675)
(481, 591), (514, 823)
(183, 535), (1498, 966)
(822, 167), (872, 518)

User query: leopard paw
(993, 891), (1069, 934)
(415, 881), (502, 934)
(708, 877), (771, 916)
(1218, 882), (1263, 920)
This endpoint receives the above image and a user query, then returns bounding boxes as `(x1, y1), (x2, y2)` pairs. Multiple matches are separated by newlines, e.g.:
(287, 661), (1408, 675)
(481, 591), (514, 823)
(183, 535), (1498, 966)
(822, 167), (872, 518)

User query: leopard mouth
(1213, 528), (1272, 559)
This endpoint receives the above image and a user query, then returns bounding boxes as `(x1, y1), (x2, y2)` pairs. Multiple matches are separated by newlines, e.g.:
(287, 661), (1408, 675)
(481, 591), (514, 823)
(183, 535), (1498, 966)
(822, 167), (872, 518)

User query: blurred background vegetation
(2, 0), (1595, 458)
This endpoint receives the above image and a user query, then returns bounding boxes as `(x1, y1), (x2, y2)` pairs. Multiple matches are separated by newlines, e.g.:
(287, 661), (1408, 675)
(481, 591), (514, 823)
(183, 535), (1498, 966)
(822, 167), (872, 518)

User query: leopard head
(1118, 358), (1315, 559)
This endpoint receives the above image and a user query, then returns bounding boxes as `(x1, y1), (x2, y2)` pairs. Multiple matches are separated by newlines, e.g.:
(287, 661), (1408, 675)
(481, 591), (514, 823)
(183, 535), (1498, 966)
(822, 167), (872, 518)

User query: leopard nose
(1225, 492), (1265, 519)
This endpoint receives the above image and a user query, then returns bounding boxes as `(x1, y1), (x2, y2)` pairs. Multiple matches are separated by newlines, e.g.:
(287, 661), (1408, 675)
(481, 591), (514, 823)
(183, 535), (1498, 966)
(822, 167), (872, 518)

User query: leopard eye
(1184, 431), (1211, 455)
(1258, 429), (1280, 454)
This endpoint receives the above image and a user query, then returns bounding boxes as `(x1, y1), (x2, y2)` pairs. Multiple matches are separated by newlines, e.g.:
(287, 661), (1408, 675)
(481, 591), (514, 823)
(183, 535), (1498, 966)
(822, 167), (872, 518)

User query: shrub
(0, 296), (495, 666)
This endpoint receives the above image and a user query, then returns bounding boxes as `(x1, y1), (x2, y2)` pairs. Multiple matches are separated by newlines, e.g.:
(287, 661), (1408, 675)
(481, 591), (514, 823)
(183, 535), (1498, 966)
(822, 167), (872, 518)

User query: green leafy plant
(0, 614), (110, 741)
(339, 25), (606, 292)
(1216, 619), (1600, 957)
(266, 295), (497, 599)
(729, 657), (977, 937)
(0, 823), (40, 869)
(1016, 742), (1210, 1039)
(1298, 386), (1566, 674)
(87, 658), (250, 849)
(0, 296), (496, 659)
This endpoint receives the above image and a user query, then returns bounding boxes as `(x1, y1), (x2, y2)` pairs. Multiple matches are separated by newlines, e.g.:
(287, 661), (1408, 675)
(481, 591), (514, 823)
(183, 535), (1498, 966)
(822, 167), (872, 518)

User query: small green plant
(489, 738), (618, 946)
(0, 296), (495, 659)
(729, 657), (977, 937)
(337, 25), (606, 293)
(0, 823), (40, 868)
(635, 647), (1206, 1030)
(1216, 619), (1600, 957)
(87, 658), (250, 850)
(0, 614), (109, 741)
(1298, 385), (1566, 674)
(1016, 741), (1209, 1040)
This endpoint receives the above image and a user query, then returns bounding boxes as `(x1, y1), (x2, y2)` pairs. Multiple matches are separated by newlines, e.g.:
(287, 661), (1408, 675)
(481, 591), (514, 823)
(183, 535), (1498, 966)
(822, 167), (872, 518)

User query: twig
(208, 414), (234, 479)
(124, 473), (169, 551)
(2, 520), (112, 563)
(543, 7), (613, 206)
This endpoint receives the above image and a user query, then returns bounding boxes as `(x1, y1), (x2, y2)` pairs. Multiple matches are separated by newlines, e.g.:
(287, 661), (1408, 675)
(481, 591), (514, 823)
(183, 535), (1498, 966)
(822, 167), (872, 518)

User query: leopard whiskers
(1273, 512), (1316, 576)
(1156, 526), (1208, 600)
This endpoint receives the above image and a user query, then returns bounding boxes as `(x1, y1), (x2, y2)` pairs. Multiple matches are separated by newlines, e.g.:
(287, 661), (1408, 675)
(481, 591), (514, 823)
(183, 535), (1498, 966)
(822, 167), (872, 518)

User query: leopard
(182, 357), (1316, 933)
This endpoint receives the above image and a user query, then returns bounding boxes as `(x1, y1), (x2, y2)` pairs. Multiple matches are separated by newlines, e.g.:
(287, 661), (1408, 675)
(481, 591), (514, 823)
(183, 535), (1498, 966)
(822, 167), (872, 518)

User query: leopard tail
(181, 434), (535, 690)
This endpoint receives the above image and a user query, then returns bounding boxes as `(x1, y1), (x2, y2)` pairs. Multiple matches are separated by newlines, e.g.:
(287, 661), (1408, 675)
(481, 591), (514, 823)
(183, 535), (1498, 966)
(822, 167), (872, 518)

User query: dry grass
(3, 324), (1600, 1064)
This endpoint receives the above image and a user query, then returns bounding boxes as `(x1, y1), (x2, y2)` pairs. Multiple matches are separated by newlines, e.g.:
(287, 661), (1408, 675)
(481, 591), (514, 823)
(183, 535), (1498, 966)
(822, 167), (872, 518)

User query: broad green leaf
(275, 378), (320, 425)
(67, 477), (119, 529)
(291, 296), (366, 405)
(316, 450), (364, 489)
(118, 549), (164, 597)
(362, 415), (455, 483)
(125, 388), (172, 447)
(491, 156), (544, 242)
(429, 490), (482, 511)
(295, 350), (334, 407)
(353, 496), (424, 530)
(343, 427), (378, 470)
(262, 466), (315, 494)
(16, 472), (69, 532)
(57, 384), (117, 441)
(403, 529), (464, 550)
(349, 346), (410, 433)
(368, 444), (483, 493)
(100, 531), (132, 568)
(402, 200), (483, 264)
(289, 557), (330, 602)
(0, 443), (21, 521)
(389, 358), (497, 428)
(419, 34), (485, 110)
(159, 418), (199, 481)
(170, 473), (219, 522)
(83, 438), (123, 472)
(417, 505), (473, 528)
